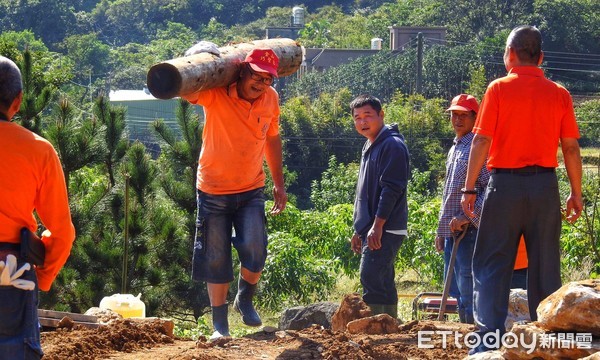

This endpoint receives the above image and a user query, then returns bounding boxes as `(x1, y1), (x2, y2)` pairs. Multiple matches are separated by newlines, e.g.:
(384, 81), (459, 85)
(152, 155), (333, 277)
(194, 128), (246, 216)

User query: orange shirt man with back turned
(0, 56), (75, 358)
(461, 25), (582, 354)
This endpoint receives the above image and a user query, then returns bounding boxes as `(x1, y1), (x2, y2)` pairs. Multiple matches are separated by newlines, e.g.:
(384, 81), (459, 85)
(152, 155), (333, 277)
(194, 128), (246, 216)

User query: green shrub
(259, 231), (336, 310)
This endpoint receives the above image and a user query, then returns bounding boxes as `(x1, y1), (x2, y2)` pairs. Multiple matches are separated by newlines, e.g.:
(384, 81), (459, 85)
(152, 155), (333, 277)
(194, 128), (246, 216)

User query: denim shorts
(0, 264), (42, 359)
(192, 187), (268, 284)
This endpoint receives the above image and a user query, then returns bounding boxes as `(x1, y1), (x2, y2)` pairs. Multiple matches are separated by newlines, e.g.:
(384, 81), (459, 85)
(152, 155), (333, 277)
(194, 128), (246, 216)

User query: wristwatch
(460, 187), (477, 194)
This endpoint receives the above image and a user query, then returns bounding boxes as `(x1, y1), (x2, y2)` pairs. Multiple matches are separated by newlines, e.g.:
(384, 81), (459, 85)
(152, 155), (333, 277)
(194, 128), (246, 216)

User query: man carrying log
(182, 47), (287, 340)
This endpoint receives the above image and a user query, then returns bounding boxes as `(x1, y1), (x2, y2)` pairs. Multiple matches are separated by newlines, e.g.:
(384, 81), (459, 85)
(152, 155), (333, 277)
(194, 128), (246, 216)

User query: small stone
(263, 325), (278, 333)
(57, 316), (75, 329)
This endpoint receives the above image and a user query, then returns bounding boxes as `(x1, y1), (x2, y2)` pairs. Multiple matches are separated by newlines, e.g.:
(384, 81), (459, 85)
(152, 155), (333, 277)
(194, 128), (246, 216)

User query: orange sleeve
(34, 146), (76, 291)
(559, 87), (580, 139)
(266, 89), (280, 137)
(473, 81), (500, 138)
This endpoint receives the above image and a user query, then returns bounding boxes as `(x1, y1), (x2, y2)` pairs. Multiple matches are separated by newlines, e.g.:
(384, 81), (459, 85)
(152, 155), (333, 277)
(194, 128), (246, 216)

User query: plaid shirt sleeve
(437, 133), (489, 237)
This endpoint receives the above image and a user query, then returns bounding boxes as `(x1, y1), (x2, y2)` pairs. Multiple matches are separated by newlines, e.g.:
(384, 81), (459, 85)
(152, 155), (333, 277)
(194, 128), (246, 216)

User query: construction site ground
(41, 318), (472, 360)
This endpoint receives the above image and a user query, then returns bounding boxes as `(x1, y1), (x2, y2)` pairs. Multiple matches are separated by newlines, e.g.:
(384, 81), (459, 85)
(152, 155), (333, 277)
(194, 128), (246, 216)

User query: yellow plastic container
(99, 293), (146, 318)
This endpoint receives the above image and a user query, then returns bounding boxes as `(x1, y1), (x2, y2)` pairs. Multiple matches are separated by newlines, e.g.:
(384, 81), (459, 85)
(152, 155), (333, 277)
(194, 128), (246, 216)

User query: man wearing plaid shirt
(435, 94), (490, 324)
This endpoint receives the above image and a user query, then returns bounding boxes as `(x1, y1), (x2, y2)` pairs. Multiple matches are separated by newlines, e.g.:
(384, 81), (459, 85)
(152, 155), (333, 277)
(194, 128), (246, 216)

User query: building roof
(109, 88), (166, 101)
(304, 48), (380, 68)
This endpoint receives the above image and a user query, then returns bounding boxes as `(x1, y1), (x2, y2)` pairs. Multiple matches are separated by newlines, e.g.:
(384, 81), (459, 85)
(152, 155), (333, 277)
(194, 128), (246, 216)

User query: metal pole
(121, 174), (130, 294)
(416, 32), (423, 94)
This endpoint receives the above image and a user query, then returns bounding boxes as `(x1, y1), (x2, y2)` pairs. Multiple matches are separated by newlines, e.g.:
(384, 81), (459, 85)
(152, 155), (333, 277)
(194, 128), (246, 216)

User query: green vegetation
(0, 0), (597, 331)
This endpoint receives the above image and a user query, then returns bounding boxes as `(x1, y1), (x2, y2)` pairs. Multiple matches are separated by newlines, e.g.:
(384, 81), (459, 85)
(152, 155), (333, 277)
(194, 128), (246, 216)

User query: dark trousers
(360, 232), (403, 305)
(473, 171), (562, 334)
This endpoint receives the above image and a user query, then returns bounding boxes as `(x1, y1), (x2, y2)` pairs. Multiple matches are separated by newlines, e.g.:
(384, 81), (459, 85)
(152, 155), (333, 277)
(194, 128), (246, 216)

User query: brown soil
(41, 319), (474, 360)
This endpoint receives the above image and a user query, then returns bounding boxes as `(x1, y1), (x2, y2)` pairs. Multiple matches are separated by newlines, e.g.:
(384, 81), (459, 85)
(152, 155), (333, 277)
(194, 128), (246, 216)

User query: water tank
(292, 6), (305, 27)
(100, 293), (146, 318)
(371, 38), (383, 50)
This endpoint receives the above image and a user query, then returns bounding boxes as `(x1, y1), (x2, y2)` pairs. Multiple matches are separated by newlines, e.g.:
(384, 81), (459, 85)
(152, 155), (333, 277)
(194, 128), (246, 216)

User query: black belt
(491, 166), (555, 175)
(0, 242), (20, 251)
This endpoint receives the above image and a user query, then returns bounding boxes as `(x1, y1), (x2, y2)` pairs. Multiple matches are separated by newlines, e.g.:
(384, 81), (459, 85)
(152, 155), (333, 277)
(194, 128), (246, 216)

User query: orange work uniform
(472, 65), (580, 329)
(0, 121), (75, 291)
(185, 82), (280, 195)
(474, 66), (580, 169)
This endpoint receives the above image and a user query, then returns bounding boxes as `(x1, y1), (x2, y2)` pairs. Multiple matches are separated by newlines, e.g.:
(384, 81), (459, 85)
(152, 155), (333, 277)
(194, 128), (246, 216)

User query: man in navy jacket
(350, 94), (410, 318)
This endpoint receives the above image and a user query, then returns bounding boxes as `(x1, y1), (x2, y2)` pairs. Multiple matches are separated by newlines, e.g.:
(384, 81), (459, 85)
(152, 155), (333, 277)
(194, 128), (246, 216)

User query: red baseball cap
(244, 48), (279, 78)
(446, 94), (479, 113)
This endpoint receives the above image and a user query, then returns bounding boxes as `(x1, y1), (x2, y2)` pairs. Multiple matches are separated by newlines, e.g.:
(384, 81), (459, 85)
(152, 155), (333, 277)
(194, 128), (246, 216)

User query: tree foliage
(0, 0), (597, 321)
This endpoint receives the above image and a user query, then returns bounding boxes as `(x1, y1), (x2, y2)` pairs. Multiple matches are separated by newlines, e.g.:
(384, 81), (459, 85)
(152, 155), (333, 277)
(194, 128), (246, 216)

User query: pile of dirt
(41, 319), (473, 359)
(42, 318), (175, 360)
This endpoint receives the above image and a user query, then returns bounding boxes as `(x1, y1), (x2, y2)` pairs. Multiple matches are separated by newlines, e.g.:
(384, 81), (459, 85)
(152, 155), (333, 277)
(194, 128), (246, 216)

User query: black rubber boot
(210, 304), (230, 340)
(458, 309), (466, 323)
(458, 308), (474, 324)
(233, 278), (262, 327)
(368, 303), (386, 315)
(384, 303), (398, 319)
(463, 311), (475, 324)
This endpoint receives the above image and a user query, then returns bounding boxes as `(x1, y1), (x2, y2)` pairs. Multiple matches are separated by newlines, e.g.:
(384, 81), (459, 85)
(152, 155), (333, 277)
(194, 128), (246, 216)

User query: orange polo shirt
(0, 121), (75, 291)
(185, 82), (280, 194)
(474, 66), (580, 169)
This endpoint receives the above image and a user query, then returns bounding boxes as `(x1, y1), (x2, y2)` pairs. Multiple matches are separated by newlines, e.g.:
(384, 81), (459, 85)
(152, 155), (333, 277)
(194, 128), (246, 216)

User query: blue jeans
(473, 171), (561, 341)
(0, 265), (42, 359)
(192, 188), (267, 284)
(359, 232), (404, 305)
(444, 225), (477, 322)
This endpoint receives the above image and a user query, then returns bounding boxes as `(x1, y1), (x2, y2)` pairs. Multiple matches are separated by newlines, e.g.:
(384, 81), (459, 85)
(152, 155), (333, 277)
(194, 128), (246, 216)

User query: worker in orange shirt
(461, 25), (582, 354)
(182, 47), (287, 340)
(0, 56), (75, 358)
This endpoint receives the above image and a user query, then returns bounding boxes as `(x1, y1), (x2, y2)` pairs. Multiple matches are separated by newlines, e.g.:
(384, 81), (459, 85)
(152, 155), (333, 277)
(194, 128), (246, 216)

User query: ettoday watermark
(418, 330), (593, 354)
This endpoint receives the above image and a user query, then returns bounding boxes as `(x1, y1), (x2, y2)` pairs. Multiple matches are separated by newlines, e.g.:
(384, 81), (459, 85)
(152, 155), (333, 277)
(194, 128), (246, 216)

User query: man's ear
(537, 51), (544, 66)
(379, 110), (384, 119)
(507, 46), (518, 63)
(7, 91), (23, 119)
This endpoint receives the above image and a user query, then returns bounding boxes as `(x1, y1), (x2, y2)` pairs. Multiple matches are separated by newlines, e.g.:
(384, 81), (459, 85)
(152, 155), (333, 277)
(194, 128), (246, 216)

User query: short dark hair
(350, 94), (382, 114)
(0, 56), (22, 112)
(507, 25), (542, 64)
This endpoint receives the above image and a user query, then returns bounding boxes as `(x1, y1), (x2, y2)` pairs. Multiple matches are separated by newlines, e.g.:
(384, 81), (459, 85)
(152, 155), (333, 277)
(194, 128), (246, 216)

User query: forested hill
(1, 0), (597, 97)
(0, 0), (393, 47)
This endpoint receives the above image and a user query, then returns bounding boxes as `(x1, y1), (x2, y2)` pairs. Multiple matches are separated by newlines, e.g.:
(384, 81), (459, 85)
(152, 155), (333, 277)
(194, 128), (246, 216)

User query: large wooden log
(147, 38), (303, 99)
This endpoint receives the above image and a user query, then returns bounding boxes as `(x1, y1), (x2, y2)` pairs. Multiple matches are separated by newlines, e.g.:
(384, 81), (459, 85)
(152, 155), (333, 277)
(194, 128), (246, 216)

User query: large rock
(331, 293), (372, 332)
(505, 289), (530, 331)
(278, 302), (339, 330)
(537, 279), (600, 336)
(579, 353), (600, 360)
(85, 307), (122, 324)
(502, 323), (600, 359)
(347, 314), (399, 334)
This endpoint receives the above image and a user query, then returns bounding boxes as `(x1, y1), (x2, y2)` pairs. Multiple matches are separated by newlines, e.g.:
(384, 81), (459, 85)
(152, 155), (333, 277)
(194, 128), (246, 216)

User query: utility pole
(121, 173), (130, 294)
(416, 32), (423, 94)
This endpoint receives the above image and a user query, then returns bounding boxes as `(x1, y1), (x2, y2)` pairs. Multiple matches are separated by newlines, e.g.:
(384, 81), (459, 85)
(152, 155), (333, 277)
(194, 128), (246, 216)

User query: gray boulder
(279, 302), (339, 330)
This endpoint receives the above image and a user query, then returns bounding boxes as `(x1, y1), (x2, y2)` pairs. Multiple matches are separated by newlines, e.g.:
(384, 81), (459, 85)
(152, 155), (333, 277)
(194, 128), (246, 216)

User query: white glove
(185, 41), (221, 57)
(0, 255), (35, 290)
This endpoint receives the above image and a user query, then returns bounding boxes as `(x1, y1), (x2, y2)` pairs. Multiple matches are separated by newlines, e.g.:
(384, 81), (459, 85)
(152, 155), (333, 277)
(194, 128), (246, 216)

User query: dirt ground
(41, 318), (474, 360)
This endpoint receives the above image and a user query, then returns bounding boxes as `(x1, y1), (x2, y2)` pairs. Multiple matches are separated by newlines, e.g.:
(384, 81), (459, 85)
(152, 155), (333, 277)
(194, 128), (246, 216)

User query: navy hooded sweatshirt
(353, 124), (410, 236)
